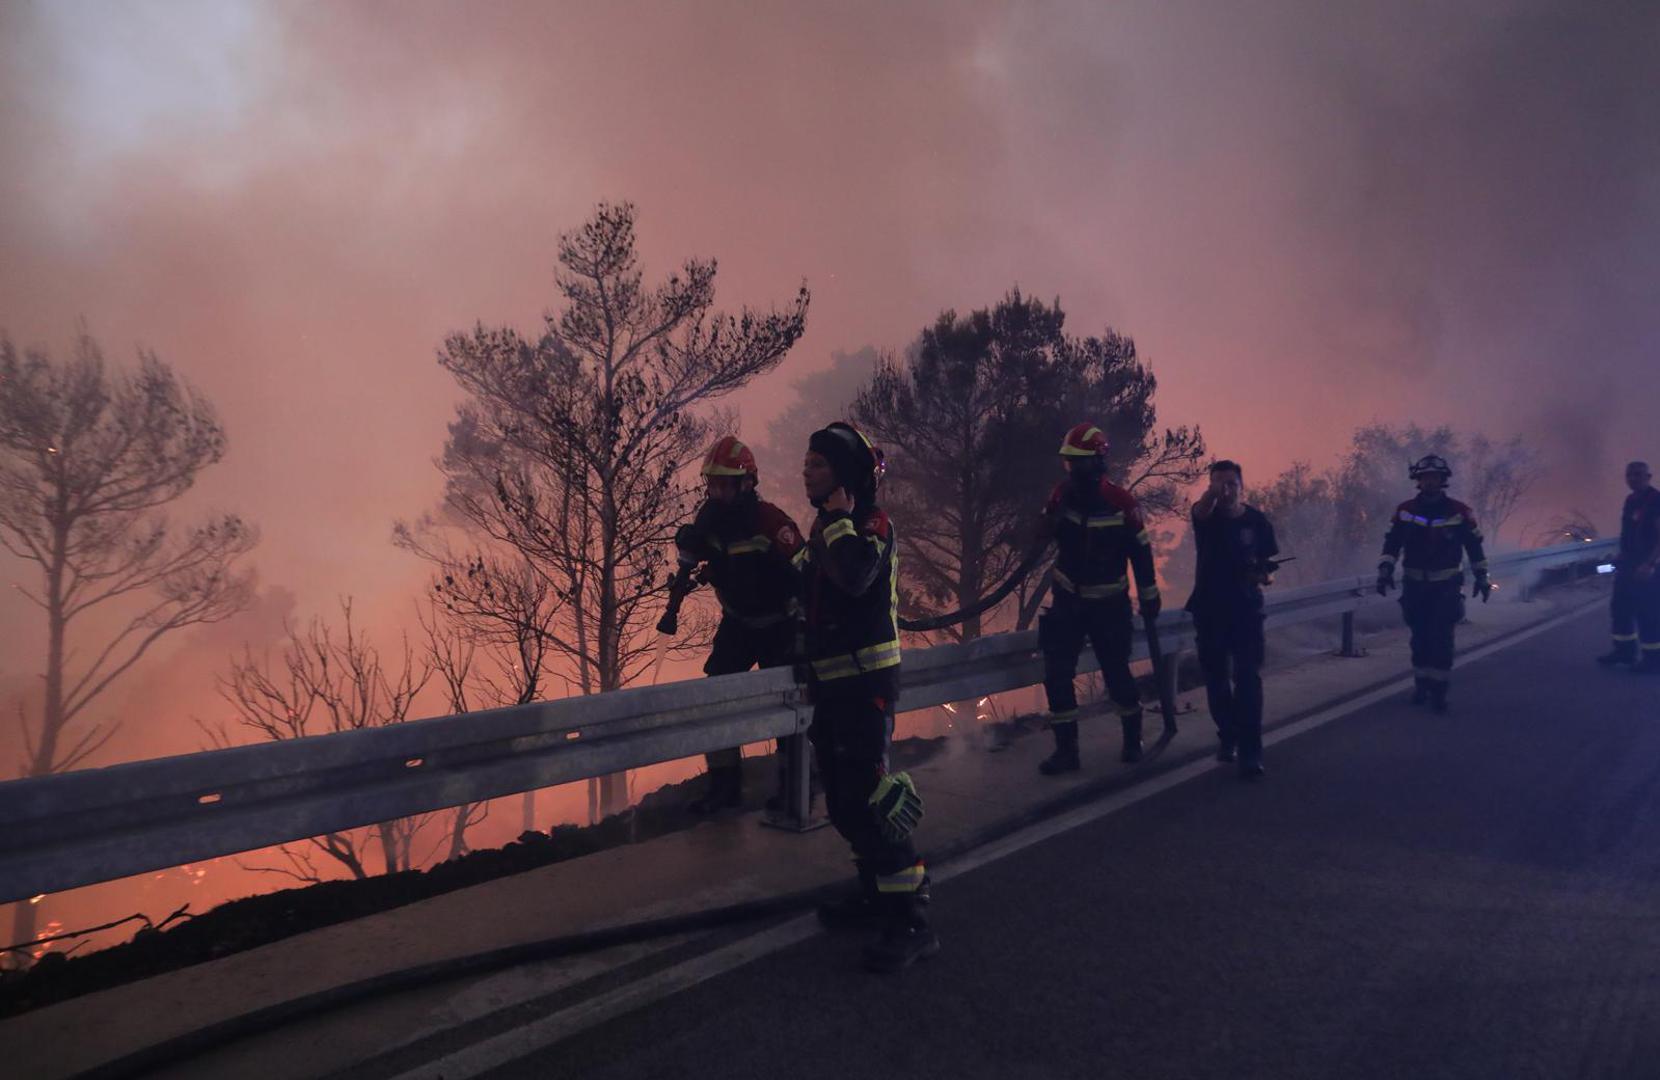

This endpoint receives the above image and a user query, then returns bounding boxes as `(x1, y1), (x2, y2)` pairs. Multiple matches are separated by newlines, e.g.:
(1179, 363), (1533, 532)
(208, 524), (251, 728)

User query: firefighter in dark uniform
(674, 436), (806, 814)
(1376, 454), (1489, 713)
(1037, 422), (1161, 775)
(798, 422), (935, 972)
(1186, 460), (1279, 777)
(1597, 460), (1660, 673)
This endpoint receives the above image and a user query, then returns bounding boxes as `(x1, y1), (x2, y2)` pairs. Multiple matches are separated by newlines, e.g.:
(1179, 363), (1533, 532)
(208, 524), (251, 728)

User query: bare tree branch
(430, 203), (808, 818)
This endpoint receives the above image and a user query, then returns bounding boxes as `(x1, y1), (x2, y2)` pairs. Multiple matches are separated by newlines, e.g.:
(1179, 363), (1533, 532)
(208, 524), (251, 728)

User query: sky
(1, 0), (1656, 781)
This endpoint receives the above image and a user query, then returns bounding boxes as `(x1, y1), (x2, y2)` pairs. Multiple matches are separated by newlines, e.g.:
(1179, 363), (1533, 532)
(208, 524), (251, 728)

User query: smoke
(1, 0), (1656, 772)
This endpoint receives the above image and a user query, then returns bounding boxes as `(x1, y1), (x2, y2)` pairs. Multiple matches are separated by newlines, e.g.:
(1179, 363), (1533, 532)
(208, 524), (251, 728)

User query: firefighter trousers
(1609, 572), (1660, 660)
(702, 617), (797, 773)
(1193, 604), (1266, 761)
(1400, 579), (1465, 685)
(807, 682), (925, 898)
(1039, 591), (1142, 722)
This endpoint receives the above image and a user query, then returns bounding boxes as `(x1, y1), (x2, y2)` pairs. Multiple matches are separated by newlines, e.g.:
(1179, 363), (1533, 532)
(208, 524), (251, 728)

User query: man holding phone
(1187, 460), (1279, 777)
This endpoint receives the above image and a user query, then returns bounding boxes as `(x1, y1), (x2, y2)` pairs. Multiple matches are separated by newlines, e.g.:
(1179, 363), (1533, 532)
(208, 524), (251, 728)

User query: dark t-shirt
(1619, 487), (1660, 565)
(1185, 505), (1279, 614)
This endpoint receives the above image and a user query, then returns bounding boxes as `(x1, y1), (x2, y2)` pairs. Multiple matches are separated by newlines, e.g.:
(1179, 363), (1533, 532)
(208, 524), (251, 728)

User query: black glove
(1376, 560), (1395, 596)
(1140, 594), (1162, 620)
(674, 524), (718, 562)
(1473, 573), (1492, 603)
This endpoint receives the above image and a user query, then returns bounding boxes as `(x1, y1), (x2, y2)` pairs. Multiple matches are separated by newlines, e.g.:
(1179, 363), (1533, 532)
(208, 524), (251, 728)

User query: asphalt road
(471, 608), (1660, 1079)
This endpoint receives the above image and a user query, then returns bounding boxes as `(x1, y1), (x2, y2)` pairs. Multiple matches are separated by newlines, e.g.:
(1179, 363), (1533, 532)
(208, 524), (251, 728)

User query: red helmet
(1059, 422), (1108, 458)
(701, 435), (757, 480)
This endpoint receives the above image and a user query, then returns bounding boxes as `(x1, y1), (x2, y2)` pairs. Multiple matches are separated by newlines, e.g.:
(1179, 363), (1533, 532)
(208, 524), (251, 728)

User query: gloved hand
(1376, 560), (1396, 596)
(674, 523), (714, 561)
(1140, 594), (1162, 620)
(869, 771), (924, 842)
(1473, 573), (1492, 602)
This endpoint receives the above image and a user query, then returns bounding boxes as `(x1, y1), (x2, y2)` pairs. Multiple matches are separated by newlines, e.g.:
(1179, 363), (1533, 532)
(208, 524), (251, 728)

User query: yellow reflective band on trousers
(1140, 584), (1160, 599)
(1115, 701), (1143, 717)
(876, 862), (927, 893)
(1403, 567), (1462, 582)
(1052, 569), (1129, 598)
(1135, 529), (1151, 545)
(1049, 709), (1079, 724)
(810, 638), (901, 681)
(1643, 641), (1660, 652)
(1612, 632), (1639, 642)
(1413, 667), (1451, 682)
(822, 517), (857, 544)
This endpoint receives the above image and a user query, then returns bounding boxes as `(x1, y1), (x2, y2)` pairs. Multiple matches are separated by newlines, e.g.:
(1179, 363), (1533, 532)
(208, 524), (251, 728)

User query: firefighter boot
(1038, 721), (1081, 775)
(1409, 677), (1429, 706)
(862, 881), (940, 973)
(1635, 652), (1660, 675)
(818, 862), (883, 931)
(1120, 711), (1144, 764)
(688, 765), (743, 815)
(1596, 643), (1637, 666)
(1428, 680), (1449, 714)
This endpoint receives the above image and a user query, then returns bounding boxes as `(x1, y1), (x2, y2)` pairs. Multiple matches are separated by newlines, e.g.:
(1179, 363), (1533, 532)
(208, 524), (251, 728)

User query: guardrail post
(762, 690), (829, 833)
(1338, 610), (1363, 657)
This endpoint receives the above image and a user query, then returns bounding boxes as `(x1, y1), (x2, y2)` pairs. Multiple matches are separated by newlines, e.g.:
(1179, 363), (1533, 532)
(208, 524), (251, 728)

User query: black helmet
(1408, 454), (1452, 481)
(808, 422), (885, 504)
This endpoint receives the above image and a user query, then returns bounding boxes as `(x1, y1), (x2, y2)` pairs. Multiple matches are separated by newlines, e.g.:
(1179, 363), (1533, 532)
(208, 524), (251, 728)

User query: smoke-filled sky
(2, 0), (1657, 765)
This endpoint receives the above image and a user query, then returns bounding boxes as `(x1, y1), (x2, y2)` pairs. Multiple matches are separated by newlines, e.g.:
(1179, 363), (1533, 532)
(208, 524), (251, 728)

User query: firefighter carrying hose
(798, 422), (936, 972)
(1597, 460), (1660, 673)
(1037, 422), (1161, 775)
(1376, 454), (1489, 713)
(672, 436), (806, 814)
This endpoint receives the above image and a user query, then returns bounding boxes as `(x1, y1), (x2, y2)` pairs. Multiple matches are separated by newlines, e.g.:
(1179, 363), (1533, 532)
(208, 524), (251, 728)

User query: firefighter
(1376, 454), (1489, 712)
(1597, 460), (1660, 673)
(798, 421), (935, 972)
(1037, 422), (1161, 775)
(674, 436), (806, 814)
(1186, 460), (1280, 777)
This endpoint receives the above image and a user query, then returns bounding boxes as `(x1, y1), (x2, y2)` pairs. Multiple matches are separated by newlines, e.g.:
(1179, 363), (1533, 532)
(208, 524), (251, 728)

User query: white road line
(389, 601), (1599, 1080)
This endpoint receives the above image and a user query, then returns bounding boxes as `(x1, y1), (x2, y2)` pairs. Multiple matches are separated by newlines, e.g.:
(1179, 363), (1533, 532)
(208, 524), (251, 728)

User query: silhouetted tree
(852, 291), (1204, 640)
(0, 329), (256, 965)
(434, 203), (809, 817)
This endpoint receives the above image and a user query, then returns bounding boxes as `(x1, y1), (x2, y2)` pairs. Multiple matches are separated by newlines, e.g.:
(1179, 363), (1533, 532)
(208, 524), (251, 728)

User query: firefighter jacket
(1042, 478), (1159, 604)
(794, 504), (900, 691)
(1381, 495), (1488, 583)
(1618, 487), (1660, 570)
(683, 495), (804, 628)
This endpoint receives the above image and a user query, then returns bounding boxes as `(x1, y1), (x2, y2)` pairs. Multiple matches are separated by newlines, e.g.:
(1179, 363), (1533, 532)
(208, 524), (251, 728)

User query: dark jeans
(1400, 580), (1465, 681)
(1039, 591), (1141, 720)
(1193, 605), (1265, 760)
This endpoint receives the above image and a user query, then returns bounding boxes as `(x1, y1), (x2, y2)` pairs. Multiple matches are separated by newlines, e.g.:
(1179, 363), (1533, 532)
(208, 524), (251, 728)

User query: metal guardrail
(0, 539), (1614, 903)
